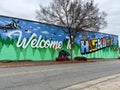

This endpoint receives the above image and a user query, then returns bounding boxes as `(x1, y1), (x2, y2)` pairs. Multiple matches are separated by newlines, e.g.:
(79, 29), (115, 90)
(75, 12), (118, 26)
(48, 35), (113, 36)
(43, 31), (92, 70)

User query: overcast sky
(0, 0), (120, 40)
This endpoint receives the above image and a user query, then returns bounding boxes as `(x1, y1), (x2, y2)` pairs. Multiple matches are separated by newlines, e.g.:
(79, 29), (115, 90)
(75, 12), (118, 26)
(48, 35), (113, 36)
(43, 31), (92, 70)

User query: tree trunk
(70, 46), (73, 60)
(70, 37), (73, 60)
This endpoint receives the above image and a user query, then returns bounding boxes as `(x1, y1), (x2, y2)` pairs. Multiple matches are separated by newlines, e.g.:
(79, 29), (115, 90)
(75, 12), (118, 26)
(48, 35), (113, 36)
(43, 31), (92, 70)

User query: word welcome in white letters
(6, 30), (71, 49)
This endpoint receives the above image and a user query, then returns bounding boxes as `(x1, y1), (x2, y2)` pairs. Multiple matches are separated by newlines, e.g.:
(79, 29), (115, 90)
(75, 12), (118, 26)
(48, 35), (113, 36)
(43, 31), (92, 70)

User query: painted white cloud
(4, 30), (20, 38)
(41, 31), (49, 34)
(33, 28), (38, 31)
(29, 26), (32, 28)
(33, 22), (40, 25)
(58, 34), (62, 36)
(37, 27), (41, 30)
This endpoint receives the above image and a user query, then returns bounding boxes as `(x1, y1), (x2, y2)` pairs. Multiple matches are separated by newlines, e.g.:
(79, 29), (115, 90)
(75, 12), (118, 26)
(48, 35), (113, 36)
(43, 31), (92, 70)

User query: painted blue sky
(0, 16), (118, 46)
(0, 16), (67, 41)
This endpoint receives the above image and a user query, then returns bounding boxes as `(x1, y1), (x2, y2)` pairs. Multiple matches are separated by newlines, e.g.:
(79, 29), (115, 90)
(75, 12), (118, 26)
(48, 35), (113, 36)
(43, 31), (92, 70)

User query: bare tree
(36, 0), (107, 60)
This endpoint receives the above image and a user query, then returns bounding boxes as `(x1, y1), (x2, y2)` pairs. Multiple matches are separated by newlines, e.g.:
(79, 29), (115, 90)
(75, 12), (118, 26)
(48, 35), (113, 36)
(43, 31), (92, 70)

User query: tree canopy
(36, 0), (107, 32)
(36, 0), (107, 59)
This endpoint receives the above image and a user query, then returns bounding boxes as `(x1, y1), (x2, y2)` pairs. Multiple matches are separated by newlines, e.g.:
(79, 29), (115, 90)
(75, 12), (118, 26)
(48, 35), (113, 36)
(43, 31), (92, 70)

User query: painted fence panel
(0, 15), (119, 61)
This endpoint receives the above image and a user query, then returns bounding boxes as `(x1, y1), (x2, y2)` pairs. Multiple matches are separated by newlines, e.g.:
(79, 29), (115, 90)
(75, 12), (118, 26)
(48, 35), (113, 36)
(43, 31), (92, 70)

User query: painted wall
(0, 15), (119, 61)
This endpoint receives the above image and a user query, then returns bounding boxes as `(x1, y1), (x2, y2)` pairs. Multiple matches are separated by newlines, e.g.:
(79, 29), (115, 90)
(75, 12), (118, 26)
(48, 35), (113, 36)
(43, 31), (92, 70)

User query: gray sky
(0, 0), (120, 41)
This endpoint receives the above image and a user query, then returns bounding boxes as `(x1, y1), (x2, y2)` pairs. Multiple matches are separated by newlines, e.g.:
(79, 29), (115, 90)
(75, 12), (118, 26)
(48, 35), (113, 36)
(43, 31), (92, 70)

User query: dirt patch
(0, 59), (118, 68)
(0, 60), (96, 68)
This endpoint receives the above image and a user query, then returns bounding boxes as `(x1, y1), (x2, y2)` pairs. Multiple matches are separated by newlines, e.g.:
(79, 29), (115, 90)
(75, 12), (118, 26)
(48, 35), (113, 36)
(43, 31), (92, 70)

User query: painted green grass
(0, 36), (119, 61)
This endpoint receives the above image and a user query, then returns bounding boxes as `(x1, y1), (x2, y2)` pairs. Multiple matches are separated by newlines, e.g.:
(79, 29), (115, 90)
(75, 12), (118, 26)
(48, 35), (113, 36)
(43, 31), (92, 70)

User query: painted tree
(36, 0), (107, 60)
(0, 45), (17, 60)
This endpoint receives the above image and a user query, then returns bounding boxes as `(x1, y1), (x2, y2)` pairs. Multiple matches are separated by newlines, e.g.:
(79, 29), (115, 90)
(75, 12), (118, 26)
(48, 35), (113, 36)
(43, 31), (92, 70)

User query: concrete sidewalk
(62, 74), (120, 90)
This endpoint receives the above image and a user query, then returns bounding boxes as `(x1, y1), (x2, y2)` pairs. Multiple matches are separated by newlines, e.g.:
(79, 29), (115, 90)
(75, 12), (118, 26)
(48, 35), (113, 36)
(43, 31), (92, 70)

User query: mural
(0, 15), (119, 61)
(80, 34), (114, 54)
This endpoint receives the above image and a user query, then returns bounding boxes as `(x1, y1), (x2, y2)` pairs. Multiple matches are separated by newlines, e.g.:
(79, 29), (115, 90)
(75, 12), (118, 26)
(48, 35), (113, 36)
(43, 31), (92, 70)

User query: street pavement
(62, 74), (120, 90)
(0, 60), (120, 90)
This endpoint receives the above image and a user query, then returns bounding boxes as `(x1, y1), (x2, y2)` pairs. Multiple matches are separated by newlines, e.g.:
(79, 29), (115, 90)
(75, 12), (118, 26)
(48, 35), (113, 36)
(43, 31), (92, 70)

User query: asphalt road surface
(0, 60), (120, 90)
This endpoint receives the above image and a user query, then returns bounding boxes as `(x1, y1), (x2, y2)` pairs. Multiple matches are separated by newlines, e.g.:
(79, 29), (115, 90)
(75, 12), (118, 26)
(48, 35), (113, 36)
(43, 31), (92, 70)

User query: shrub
(56, 57), (70, 61)
(74, 56), (87, 61)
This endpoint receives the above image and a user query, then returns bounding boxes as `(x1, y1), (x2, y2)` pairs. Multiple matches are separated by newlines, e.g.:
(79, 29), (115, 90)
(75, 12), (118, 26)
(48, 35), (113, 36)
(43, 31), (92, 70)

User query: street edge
(62, 73), (120, 90)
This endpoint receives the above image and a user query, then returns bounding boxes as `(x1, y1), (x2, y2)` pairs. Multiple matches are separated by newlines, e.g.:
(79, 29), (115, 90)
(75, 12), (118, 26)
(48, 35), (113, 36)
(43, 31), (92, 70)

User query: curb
(62, 74), (120, 90)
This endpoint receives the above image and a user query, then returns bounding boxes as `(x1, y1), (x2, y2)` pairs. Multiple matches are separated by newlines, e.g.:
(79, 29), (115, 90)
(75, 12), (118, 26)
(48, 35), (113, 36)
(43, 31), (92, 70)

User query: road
(0, 60), (120, 90)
